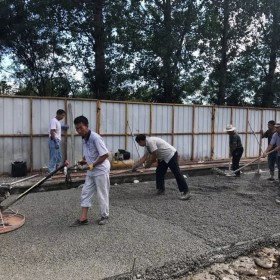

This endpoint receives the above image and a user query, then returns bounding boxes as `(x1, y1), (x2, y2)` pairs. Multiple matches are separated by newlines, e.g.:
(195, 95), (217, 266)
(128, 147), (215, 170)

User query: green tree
(0, 0), (73, 96)
(253, 0), (280, 107)
(198, 0), (257, 105)
(113, 0), (200, 103)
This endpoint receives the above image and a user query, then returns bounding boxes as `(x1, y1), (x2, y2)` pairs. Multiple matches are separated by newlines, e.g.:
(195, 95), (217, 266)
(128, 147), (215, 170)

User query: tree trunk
(161, 0), (174, 103)
(217, 0), (229, 105)
(93, 0), (108, 100)
(261, 1), (279, 108)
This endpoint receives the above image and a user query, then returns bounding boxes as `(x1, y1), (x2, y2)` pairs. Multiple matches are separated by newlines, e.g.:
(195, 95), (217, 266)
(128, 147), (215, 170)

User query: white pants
(81, 173), (110, 218)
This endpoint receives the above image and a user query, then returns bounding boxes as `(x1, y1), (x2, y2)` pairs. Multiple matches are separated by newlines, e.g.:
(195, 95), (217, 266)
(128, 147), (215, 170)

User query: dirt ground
(177, 170), (280, 280)
(2, 167), (280, 280)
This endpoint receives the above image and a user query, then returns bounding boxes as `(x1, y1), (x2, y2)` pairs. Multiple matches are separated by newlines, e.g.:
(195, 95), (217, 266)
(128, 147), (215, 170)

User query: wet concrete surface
(1, 169), (280, 280)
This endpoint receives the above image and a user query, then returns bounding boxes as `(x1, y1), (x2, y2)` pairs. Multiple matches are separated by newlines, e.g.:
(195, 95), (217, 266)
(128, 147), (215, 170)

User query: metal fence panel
(152, 105), (173, 133)
(194, 106), (212, 133)
(193, 135), (211, 160)
(232, 108), (247, 133)
(127, 103), (150, 135)
(1, 96), (280, 174)
(174, 105), (193, 133)
(173, 135), (192, 161)
(215, 107), (231, 132)
(100, 102), (125, 134)
(214, 134), (229, 159)
(0, 97), (31, 134)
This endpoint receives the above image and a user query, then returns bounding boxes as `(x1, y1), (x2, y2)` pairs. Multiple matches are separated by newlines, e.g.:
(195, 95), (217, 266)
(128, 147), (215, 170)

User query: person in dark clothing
(260, 120), (277, 181)
(225, 124), (244, 177)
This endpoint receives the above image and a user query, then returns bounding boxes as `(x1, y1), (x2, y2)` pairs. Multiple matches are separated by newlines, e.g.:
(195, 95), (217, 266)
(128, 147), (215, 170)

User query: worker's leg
(232, 147), (244, 176)
(80, 175), (97, 220)
(96, 173), (110, 218)
(156, 160), (168, 191)
(168, 152), (189, 193)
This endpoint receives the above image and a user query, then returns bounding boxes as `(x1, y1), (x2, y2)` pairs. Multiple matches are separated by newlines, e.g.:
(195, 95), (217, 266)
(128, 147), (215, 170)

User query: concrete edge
(7, 162), (269, 196)
(104, 233), (280, 280)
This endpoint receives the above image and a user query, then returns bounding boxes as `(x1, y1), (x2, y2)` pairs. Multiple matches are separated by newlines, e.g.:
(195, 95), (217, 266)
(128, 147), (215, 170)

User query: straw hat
(224, 124), (236, 132)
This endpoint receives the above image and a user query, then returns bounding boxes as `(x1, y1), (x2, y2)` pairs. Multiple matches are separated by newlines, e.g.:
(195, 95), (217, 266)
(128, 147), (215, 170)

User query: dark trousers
(268, 152), (277, 176)
(277, 156), (280, 180)
(156, 152), (189, 192)
(231, 147), (244, 176)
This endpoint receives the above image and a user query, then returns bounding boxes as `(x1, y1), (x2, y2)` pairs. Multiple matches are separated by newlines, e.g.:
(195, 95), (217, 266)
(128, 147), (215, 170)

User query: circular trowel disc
(0, 211), (25, 234)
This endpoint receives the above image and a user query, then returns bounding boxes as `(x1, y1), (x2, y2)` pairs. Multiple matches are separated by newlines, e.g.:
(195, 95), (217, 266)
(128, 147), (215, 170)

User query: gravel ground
(1, 170), (280, 280)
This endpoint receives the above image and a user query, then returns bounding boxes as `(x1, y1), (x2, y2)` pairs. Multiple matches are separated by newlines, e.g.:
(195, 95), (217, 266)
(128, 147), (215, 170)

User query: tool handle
(0, 164), (67, 211)
(233, 148), (276, 174)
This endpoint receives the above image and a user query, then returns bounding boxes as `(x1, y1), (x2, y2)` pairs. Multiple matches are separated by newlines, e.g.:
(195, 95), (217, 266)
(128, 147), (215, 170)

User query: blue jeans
(268, 152), (277, 177)
(48, 138), (62, 173)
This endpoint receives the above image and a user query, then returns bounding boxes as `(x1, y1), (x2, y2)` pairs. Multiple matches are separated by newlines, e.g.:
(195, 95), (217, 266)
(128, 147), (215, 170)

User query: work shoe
(70, 219), (88, 227)
(156, 189), (165, 195)
(98, 216), (109, 225)
(267, 177), (275, 181)
(180, 191), (191, 200)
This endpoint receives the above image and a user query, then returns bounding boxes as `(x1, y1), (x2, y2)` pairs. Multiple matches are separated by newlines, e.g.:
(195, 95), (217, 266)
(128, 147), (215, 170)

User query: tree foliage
(0, 0), (279, 107)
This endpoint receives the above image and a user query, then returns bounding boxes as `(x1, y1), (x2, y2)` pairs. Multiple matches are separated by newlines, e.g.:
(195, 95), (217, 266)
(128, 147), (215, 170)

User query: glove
(54, 139), (60, 149)
(144, 161), (152, 169)
(131, 165), (138, 172)
(88, 163), (95, 171)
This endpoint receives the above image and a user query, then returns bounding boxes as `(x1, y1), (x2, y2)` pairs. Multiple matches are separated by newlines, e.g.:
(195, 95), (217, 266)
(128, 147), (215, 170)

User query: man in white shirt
(133, 134), (190, 200)
(70, 116), (111, 226)
(48, 109), (66, 173)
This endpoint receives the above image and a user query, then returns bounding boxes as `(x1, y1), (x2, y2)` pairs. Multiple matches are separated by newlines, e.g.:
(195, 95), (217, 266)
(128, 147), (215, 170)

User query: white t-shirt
(83, 131), (110, 176)
(49, 117), (62, 140)
(145, 137), (176, 163)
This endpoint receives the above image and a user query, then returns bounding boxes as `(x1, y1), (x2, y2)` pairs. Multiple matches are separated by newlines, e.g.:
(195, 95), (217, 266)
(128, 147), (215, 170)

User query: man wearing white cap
(225, 124), (244, 177)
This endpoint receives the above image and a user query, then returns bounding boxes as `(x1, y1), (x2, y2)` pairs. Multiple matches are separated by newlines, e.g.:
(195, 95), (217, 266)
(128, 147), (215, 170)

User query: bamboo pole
(210, 106), (216, 160)
(191, 106), (195, 161)
(171, 105), (174, 146)
(125, 103), (128, 150)
(149, 103), (152, 136)
(29, 98), (33, 172)
(97, 100), (101, 134)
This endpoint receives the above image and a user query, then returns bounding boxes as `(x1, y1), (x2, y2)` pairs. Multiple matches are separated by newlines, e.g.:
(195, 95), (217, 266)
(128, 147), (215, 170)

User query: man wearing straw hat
(225, 124), (244, 177)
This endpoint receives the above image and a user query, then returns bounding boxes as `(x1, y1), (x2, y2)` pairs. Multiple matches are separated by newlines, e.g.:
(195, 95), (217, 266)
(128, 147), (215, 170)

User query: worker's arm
(50, 129), (57, 140)
(133, 154), (149, 169)
(88, 154), (109, 170)
(260, 129), (265, 138)
(263, 144), (274, 157)
(145, 151), (157, 168)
